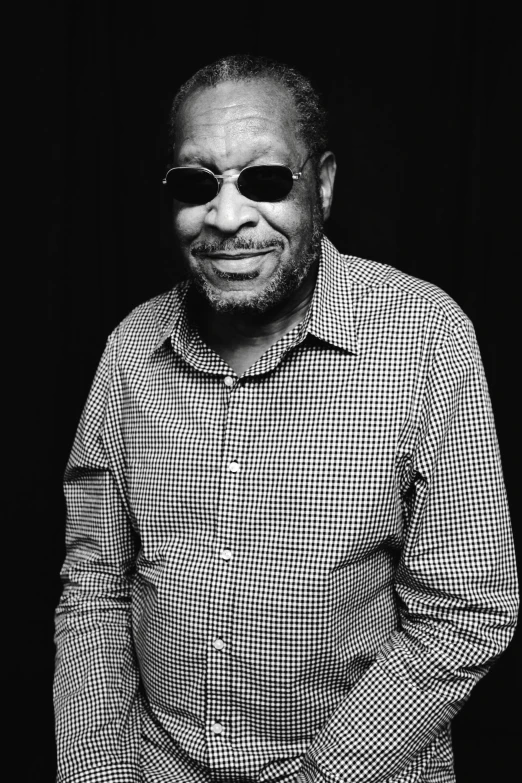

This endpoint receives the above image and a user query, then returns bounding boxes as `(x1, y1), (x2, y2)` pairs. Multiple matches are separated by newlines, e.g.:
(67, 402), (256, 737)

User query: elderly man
(54, 56), (518, 783)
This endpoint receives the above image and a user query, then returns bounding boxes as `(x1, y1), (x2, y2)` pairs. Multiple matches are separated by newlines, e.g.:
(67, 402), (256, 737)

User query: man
(54, 55), (518, 783)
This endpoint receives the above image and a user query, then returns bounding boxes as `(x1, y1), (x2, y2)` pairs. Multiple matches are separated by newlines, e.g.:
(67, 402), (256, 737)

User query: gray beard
(189, 204), (324, 316)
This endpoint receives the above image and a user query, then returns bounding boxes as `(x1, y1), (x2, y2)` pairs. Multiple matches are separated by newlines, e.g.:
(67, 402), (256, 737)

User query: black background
(16, 2), (519, 780)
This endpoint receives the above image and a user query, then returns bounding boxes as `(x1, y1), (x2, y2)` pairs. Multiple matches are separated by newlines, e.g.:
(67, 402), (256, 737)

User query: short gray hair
(169, 54), (329, 157)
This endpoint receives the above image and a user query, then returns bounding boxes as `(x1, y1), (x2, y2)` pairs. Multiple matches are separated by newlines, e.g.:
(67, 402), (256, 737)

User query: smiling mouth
(205, 249), (275, 278)
(206, 249), (273, 260)
(209, 250), (267, 256)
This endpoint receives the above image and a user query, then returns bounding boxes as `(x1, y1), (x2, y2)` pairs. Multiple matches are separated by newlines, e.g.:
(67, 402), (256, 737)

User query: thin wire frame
(162, 154), (314, 202)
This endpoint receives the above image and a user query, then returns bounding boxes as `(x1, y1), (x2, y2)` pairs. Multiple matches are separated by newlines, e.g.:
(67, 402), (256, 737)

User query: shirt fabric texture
(54, 237), (518, 783)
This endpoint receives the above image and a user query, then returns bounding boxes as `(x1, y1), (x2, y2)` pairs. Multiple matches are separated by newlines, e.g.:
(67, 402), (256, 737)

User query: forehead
(174, 79), (304, 166)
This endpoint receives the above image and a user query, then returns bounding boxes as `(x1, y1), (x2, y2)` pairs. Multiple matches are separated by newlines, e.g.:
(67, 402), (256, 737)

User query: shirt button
(228, 461), (239, 473)
(224, 376), (234, 387)
(211, 722), (223, 735)
(220, 548), (232, 561)
(213, 638), (225, 651)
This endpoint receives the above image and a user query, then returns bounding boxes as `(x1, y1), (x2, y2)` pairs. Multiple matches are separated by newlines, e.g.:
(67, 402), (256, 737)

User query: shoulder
(346, 254), (469, 330)
(106, 280), (190, 362)
(324, 239), (472, 344)
(321, 238), (475, 359)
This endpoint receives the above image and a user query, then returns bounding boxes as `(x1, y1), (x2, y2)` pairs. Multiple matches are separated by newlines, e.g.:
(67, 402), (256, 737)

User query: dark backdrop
(18, 2), (519, 781)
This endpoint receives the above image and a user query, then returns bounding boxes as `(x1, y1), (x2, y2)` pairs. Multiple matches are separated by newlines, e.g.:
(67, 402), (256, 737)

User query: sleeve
(54, 333), (142, 783)
(296, 319), (519, 783)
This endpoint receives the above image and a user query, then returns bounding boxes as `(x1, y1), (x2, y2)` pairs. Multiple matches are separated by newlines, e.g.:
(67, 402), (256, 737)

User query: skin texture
(172, 78), (337, 374)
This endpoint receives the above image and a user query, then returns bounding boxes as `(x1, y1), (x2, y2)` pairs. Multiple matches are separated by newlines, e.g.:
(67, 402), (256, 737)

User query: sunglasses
(162, 155), (313, 205)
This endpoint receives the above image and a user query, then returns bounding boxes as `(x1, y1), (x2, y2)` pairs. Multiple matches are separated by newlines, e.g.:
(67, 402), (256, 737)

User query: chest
(121, 343), (413, 566)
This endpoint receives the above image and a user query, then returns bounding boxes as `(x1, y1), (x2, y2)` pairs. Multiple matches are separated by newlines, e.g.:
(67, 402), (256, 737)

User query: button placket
(206, 376), (248, 761)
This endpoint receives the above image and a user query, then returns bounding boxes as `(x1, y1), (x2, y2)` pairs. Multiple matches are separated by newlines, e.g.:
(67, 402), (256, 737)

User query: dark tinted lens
(165, 168), (218, 204)
(238, 165), (294, 202)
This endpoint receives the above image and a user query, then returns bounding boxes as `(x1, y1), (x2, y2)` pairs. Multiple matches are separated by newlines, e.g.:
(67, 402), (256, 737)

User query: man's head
(168, 55), (336, 315)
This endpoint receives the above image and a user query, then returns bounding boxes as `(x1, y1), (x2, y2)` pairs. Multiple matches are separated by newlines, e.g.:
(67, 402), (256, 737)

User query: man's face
(171, 79), (329, 315)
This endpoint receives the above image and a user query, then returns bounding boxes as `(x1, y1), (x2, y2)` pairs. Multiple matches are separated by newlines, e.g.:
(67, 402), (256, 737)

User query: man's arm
(54, 335), (142, 783)
(297, 319), (518, 783)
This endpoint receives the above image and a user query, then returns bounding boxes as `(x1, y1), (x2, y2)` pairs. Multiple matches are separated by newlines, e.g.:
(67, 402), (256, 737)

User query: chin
(189, 215), (324, 316)
(196, 282), (281, 315)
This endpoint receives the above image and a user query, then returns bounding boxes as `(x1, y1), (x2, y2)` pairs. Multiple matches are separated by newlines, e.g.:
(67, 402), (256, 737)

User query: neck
(193, 261), (318, 374)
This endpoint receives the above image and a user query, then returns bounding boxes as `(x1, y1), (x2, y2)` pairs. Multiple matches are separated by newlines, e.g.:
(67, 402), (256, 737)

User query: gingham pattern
(54, 237), (518, 783)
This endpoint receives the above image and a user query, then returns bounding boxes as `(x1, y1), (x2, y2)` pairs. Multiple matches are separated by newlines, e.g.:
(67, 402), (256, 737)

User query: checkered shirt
(54, 237), (518, 783)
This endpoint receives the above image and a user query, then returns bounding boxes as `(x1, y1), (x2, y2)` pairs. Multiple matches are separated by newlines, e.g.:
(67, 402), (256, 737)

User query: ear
(317, 151), (337, 221)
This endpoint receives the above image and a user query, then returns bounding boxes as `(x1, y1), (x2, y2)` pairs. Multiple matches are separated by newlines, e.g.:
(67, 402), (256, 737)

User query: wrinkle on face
(171, 78), (323, 318)
(177, 139), (294, 171)
(174, 81), (304, 172)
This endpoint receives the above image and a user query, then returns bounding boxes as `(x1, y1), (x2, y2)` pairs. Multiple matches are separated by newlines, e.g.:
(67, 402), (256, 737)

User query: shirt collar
(150, 235), (358, 357)
(150, 279), (192, 356)
(302, 235), (358, 354)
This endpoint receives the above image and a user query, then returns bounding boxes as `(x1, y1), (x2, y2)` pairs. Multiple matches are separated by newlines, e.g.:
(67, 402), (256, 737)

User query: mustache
(191, 237), (284, 257)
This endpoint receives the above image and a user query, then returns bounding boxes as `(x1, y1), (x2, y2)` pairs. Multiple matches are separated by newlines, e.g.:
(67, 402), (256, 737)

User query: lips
(210, 251), (262, 256)
(207, 249), (274, 275)
(206, 249), (272, 259)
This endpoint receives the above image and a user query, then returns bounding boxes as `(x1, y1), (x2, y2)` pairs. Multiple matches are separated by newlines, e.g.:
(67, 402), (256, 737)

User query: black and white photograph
(17, 3), (519, 781)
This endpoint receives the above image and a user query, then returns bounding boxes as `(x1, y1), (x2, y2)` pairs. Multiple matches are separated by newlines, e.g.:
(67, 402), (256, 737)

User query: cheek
(172, 206), (206, 244)
(262, 198), (315, 244)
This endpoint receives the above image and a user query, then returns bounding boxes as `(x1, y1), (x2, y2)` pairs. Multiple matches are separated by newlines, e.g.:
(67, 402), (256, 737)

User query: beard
(185, 202), (325, 316)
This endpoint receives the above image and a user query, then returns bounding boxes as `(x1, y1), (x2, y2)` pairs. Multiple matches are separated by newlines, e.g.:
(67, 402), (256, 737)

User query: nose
(203, 181), (260, 234)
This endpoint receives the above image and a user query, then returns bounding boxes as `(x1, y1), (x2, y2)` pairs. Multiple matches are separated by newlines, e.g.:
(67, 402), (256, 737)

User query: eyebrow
(175, 150), (207, 167)
(175, 145), (287, 170)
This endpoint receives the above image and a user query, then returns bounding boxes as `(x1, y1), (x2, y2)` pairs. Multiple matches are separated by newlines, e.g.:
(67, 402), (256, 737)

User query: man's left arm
(297, 318), (519, 783)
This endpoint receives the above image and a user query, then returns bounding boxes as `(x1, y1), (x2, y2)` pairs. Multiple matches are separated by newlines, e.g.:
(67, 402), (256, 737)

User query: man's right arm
(54, 335), (142, 783)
